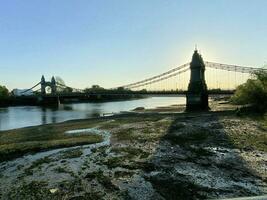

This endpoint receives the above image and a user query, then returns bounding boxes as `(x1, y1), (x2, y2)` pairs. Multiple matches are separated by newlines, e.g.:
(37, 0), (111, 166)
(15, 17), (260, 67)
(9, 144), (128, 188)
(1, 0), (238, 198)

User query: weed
(59, 148), (83, 159)
(85, 170), (118, 190)
(24, 156), (53, 175)
(53, 167), (69, 174)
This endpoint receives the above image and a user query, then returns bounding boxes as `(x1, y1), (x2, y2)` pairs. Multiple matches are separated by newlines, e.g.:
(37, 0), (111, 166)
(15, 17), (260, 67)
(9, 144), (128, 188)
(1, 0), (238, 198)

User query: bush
(231, 70), (267, 112)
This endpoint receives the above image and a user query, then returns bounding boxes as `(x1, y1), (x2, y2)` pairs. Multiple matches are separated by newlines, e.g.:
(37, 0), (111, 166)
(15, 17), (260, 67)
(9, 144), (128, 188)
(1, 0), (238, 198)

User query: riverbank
(0, 102), (266, 199)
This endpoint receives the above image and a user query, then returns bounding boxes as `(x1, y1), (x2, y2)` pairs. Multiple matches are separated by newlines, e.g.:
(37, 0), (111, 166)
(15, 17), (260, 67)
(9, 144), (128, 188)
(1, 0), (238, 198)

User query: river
(0, 96), (185, 131)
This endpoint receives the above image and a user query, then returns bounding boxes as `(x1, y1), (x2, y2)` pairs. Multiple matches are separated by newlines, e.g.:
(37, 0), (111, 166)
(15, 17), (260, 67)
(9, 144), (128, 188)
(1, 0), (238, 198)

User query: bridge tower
(40, 75), (57, 95)
(51, 76), (57, 94)
(186, 50), (209, 111)
(41, 75), (46, 95)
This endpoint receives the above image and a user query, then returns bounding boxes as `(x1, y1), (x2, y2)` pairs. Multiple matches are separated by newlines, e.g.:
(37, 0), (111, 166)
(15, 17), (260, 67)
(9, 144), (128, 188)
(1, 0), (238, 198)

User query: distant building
(11, 89), (33, 96)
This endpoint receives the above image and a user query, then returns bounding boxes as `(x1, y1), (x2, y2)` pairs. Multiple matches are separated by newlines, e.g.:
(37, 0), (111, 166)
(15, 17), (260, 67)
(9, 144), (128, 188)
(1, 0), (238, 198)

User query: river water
(0, 96), (185, 131)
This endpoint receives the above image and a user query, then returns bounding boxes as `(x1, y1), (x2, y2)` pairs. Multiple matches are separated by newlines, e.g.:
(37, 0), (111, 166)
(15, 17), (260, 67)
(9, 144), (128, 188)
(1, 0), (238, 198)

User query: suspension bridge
(17, 50), (266, 106)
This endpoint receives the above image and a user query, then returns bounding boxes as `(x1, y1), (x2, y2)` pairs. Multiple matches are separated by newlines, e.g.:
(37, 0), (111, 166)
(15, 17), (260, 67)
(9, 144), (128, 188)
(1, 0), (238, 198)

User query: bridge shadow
(141, 111), (266, 199)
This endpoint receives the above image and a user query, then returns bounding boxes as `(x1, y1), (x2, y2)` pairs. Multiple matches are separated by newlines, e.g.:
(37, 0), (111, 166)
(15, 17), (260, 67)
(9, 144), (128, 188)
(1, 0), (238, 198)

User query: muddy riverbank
(0, 102), (266, 199)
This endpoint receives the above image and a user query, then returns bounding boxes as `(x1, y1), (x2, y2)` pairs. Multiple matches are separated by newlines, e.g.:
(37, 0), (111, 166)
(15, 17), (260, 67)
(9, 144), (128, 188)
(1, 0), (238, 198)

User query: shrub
(231, 70), (267, 112)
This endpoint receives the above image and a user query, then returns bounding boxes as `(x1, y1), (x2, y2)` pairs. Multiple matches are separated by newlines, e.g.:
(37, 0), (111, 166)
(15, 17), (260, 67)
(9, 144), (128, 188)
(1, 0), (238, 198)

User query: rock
(49, 188), (58, 194)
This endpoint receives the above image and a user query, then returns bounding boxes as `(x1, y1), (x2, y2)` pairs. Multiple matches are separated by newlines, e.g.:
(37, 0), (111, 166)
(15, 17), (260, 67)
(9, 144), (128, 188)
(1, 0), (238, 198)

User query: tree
(55, 76), (66, 86)
(92, 85), (103, 90)
(0, 85), (9, 98)
(117, 87), (125, 91)
(54, 76), (66, 93)
(63, 87), (73, 93)
(231, 70), (267, 112)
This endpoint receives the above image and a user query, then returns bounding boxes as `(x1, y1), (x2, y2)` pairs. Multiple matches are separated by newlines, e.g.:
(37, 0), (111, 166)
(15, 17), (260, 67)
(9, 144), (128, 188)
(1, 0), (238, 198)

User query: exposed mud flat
(0, 104), (266, 199)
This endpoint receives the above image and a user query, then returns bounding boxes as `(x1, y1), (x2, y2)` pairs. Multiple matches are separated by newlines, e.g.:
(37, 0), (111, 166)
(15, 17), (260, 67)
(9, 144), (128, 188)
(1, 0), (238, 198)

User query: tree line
(0, 85), (8, 99)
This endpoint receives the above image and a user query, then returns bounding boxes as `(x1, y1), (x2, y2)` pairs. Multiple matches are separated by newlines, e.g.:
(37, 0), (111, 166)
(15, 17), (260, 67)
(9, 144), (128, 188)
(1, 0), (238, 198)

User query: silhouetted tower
(40, 75), (57, 95)
(51, 76), (57, 94)
(41, 75), (46, 95)
(186, 50), (209, 110)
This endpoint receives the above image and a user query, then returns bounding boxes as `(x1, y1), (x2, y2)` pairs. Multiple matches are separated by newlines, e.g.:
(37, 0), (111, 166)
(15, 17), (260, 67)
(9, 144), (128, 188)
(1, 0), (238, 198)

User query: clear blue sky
(0, 0), (266, 90)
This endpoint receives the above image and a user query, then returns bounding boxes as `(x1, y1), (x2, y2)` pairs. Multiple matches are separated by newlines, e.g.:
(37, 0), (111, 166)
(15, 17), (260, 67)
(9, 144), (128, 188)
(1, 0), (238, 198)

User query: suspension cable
(128, 68), (189, 89)
(20, 82), (41, 94)
(119, 63), (190, 89)
(205, 61), (267, 73)
(56, 82), (84, 93)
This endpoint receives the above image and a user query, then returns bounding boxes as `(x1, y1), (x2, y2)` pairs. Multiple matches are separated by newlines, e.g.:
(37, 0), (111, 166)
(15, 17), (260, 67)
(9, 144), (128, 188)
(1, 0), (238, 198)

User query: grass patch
(147, 173), (208, 200)
(7, 181), (53, 199)
(226, 128), (267, 152)
(85, 170), (118, 190)
(6, 178), (104, 199)
(53, 166), (69, 174)
(82, 192), (104, 200)
(0, 122), (103, 162)
(113, 116), (163, 124)
(164, 128), (210, 146)
(113, 128), (138, 141)
(104, 154), (155, 171)
(111, 146), (150, 159)
(24, 156), (53, 175)
(105, 146), (151, 169)
(188, 147), (214, 158)
(113, 118), (170, 142)
(114, 170), (135, 178)
(224, 114), (267, 152)
(126, 161), (155, 171)
(104, 156), (125, 169)
(59, 148), (83, 159)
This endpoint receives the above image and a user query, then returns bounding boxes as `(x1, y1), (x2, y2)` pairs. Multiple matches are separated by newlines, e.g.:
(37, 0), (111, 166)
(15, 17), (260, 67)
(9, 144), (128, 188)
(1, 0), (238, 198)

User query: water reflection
(0, 107), (9, 130)
(51, 110), (56, 124)
(62, 105), (73, 111)
(42, 107), (47, 124)
(0, 96), (185, 131)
